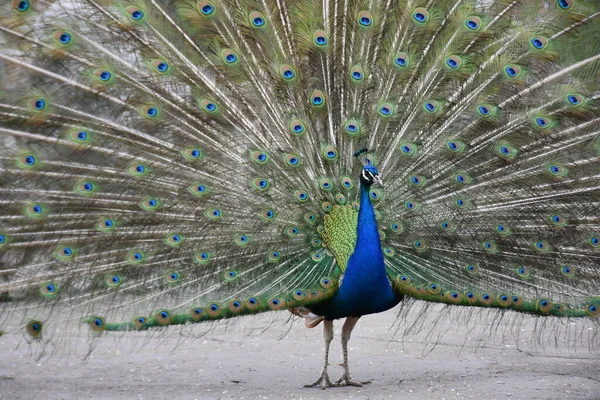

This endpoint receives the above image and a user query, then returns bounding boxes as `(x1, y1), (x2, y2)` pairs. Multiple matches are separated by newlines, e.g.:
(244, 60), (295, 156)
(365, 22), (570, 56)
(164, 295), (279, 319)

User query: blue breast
(310, 180), (401, 319)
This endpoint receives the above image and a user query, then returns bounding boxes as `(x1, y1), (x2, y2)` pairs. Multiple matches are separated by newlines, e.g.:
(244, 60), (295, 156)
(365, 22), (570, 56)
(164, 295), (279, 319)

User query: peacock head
(361, 165), (382, 187)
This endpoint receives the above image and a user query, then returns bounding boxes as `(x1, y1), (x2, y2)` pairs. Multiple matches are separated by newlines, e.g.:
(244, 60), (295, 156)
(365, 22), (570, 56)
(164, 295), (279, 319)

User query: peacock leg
(304, 319), (335, 389)
(335, 316), (371, 387)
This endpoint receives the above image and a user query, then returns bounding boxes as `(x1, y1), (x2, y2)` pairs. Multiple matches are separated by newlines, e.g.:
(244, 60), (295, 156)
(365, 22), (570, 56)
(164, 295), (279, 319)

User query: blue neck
(309, 179), (400, 319)
(351, 181), (385, 268)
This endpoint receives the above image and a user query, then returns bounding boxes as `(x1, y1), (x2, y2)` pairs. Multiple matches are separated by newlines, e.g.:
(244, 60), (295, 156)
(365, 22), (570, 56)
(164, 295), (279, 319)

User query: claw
(304, 372), (335, 389)
(334, 373), (371, 387)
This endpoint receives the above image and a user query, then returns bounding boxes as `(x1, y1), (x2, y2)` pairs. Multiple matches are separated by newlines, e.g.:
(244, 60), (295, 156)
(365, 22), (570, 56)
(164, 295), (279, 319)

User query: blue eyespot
(201, 4), (214, 14)
(312, 96), (323, 105)
(146, 107), (157, 117)
(315, 36), (327, 45)
(414, 12), (426, 22)
(34, 99), (45, 110)
(157, 62), (169, 72)
(448, 141), (458, 151)
(17, 0), (29, 11)
(94, 318), (103, 327)
(465, 19), (479, 30)
(536, 118), (547, 127)
(46, 284), (55, 293)
(505, 66), (517, 77)
(253, 17), (264, 26)
(59, 33), (71, 44)
(482, 294), (490, 300)
(293, 124), (304, 133)
(99, 71), (112, 81)
(271, 299), (280, 305)
(148, 199), (157, 206)
(32, 205), (42, 214)
(111, 276), (120, 284)
(205, 103), (216, 111)
(557, 0), (572, 10)
(380, 106), (391, 115)
(131, 10), (144, 20)
(359, 16), (371, 26)
(283, 69), (294, 79)
(466, 292), (474, 299)
(425, 102), (436, 111)
(352, 71), (362, 79)
(160, 311), (169, 319)
(190, 149), (200, 158)
(479, 105), (489, 115)
(531, 38), (543, 48)
(136, 165), (145, 173)
(62, 247), (72, 256)
(395, 56), (407, 66)
(138, 317), (145, 324)
(299, 193), (307, 200)
(194, 308), (202, 315)
(446, 58), (458, 68)
(24, 155), (35, 165)
(133, 253), (142, 260)
(567, 95), (579, 104)
(212, 209), (221, 217)
(77, 131), (88, 140)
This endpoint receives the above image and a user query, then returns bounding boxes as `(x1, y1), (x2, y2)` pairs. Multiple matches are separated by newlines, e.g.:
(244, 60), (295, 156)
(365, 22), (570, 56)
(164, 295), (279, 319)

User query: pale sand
(1, 305), (599, 400)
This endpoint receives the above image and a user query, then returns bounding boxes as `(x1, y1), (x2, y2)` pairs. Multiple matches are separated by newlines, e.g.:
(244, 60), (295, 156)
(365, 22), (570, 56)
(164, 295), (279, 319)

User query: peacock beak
(373, 174), (383, 187)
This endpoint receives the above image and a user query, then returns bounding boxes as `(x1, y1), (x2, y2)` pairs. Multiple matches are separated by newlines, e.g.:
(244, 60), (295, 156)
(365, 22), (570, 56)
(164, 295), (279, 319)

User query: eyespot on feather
(289, 119), (306, 135)
(126, 7), (145, 22)
(151, 59), (170, 73)
(464, 16), (482, 31)
(139, 197), (160, 211)
(24, 203), (47, 219)
(26, 320), (43, 339)
(321, 146), (338, 162)
(196, 1), (215, 16)
(52, 30), (73, 46)
(181, 147), (203, 161)
(357, 11), (373, 27)
(221, 49), (239, 65)
(310, 90), (326, 108)
(28, 97), (47, 112)
(233, 234), (250, 246)
(394, 52), (410, 69)
(280, 64), (296, 80)
(12, 0), (31, 13)
(412, 8), (429, 24)
(313, 30), (328, 47)
(249, 11), (266, 28)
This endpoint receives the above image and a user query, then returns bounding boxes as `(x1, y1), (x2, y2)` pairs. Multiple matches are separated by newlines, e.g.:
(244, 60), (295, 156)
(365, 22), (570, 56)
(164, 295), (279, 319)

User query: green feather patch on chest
(321, 205), (358, 272)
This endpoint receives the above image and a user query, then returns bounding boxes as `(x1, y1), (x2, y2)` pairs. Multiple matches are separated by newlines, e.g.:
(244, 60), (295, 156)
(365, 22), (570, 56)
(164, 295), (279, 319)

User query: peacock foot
(304, 372), (336, 389)
(334, 373), (371, 387)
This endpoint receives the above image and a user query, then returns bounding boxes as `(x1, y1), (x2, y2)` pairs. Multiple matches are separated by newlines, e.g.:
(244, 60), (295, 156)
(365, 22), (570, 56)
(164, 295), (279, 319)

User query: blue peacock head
(360, 165), (382, 187)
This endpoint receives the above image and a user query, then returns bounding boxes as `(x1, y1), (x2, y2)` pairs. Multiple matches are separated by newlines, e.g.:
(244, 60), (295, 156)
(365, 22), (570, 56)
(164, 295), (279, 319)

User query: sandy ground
(1, 305), (599, 400)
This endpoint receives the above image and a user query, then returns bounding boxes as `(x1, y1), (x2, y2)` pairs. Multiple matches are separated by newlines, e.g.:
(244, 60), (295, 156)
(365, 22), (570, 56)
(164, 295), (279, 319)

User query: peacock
(1, 0), (599, 389)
